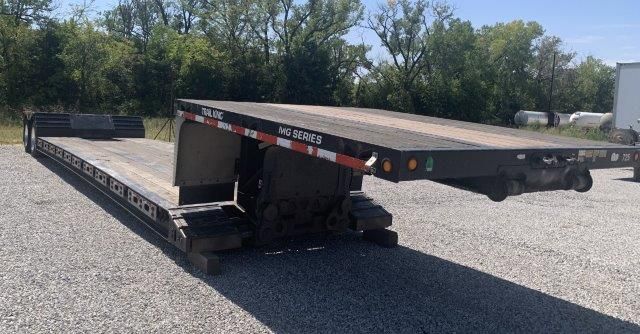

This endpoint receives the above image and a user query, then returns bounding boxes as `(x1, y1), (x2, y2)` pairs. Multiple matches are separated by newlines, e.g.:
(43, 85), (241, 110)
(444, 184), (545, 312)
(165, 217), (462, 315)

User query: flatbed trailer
(22, 101), (640, 274)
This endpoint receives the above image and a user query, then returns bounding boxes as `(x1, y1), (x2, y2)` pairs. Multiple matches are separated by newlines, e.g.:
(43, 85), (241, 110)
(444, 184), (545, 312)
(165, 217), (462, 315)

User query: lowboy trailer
(23, 100), (640, 274)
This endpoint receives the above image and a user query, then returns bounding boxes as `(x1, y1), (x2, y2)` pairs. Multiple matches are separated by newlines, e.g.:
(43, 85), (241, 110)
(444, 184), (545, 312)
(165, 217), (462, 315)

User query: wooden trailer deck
(42, 137), (178, 208)
(181, 100), (623, 150)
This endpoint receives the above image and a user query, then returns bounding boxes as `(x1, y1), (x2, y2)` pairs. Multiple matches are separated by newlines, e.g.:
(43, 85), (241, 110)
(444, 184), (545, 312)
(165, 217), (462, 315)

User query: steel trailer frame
(22, 101), (640, 274)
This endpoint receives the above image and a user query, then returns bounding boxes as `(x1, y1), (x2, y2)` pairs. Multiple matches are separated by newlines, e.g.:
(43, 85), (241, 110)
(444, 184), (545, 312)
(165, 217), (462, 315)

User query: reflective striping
(245, 128), (258, 139)
(218, 122), (232, 131)
(336, 154), (366, 170)
(257, 132), (278, 145)
(276, 137), (292, 149)
(317, 149), (337, 162)
(177, 110), (371, 172)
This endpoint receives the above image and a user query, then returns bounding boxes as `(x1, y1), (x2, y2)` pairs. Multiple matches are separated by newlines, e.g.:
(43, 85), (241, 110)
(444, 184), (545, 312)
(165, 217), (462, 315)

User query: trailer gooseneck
(23, 101), (640, 274)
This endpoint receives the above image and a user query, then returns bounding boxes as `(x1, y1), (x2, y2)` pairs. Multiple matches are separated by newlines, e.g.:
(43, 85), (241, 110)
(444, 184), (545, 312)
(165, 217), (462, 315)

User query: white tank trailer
(554, 113), (571, 127)
(599, 113), (614, 131)
(514, 111), (550, 126)
(569, 112), (605, 128)
(514, 110), (571, 127)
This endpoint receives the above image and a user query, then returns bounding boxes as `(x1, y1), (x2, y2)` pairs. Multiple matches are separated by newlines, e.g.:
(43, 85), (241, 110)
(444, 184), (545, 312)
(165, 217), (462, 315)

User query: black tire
(609, 129), (636, 146)
(23, 118), (31, 153)
(30, 125), (41, 158)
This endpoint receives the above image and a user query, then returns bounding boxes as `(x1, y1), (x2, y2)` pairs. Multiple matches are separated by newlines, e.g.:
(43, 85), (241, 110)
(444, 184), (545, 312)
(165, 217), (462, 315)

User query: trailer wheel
(23, 118), (31, 153)
(30, 125), (41, 158)
(609, 129), (636, 146)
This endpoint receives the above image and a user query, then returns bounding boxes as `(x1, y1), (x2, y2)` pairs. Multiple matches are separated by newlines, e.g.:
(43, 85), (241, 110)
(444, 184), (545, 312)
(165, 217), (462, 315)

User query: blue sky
(353, 0), (639, 65)
(57, 0), (639, 65)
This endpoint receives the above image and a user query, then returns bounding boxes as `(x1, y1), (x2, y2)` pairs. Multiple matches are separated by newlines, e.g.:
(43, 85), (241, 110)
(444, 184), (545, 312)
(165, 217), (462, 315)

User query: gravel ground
(1, 144), (639, 333)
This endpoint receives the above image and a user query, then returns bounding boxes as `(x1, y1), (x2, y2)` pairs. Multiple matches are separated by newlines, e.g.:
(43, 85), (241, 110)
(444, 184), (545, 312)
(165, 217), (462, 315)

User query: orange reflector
(407, 157), (418, 171)
(382, 159), (393, 173)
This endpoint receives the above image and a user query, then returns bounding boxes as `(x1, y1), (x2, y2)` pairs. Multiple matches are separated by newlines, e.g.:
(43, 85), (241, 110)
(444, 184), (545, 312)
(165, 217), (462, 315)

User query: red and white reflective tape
(177, 110), (371, 172)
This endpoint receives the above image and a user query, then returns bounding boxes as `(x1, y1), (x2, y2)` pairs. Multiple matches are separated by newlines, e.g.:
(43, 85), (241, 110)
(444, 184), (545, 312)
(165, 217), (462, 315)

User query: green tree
(476, 20), (544, 123)
(60, 20), (109, 111)
(567, 56), (615, 113)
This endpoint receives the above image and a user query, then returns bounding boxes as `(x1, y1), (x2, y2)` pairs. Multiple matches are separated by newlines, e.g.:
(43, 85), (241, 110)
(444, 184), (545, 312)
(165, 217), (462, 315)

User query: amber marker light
(382, 159), (393, 173)
(407, 157), (418, 171)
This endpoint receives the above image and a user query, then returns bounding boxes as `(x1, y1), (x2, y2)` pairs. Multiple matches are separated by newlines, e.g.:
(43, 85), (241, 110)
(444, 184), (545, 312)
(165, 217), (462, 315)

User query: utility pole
(547, 52), (557, 127)
(548, 52), (557, 112)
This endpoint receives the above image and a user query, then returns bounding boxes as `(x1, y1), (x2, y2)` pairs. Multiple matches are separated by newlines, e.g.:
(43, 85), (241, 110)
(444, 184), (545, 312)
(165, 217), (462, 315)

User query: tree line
(0, 0), (616, 124)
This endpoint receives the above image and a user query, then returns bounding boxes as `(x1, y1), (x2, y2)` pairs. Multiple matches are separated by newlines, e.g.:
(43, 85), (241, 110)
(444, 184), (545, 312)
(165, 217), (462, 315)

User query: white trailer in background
(610, 62), (640, 180)
(613, 62), (640, 132)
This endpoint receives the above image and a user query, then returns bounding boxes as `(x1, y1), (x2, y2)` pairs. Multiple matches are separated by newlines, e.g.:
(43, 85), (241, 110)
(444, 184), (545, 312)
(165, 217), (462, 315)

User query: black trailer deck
(25, 103), (640, 274)
(176, 100), (640, 182)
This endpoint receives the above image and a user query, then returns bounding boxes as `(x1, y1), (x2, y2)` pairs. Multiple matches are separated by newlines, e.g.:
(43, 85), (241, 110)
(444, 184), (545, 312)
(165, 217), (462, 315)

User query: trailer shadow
(613, 168), (638, 183)
(615, 177), (639, 183)
(39, 157), (639, 333)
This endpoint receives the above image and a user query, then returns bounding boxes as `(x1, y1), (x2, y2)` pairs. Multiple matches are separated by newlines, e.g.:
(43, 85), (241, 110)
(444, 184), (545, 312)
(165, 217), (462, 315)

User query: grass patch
(0, 117), (175, 145)
(522, 124), (609, 142)
(144, 118), (175, 142)
(0, 122), (22, 145)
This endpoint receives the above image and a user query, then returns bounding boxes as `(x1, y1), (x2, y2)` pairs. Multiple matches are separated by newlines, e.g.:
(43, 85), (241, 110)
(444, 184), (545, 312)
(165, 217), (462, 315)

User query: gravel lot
(1, 144), (639, 333)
